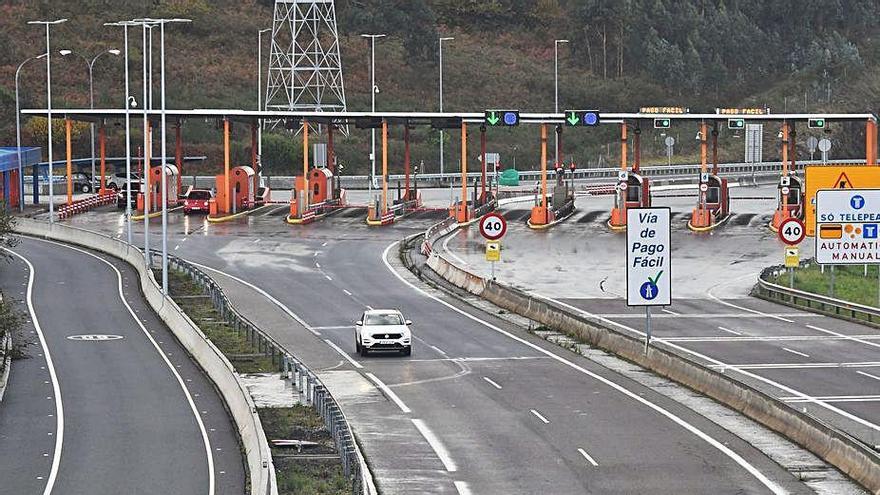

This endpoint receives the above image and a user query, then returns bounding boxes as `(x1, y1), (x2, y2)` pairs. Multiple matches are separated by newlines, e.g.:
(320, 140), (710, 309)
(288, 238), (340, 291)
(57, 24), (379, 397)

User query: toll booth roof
(0, 147), (41, 172)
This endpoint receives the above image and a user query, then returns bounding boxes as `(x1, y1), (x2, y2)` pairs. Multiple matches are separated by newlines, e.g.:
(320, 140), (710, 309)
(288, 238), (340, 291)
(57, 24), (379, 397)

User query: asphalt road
(0, 237), (244, 495)
(443, 184), (880, 461)
(58, 198), (833, 494)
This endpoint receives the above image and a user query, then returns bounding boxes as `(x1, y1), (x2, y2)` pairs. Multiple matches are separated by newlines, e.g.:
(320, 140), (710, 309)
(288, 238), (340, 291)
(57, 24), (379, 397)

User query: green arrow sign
(566, 112), (579, 126)
(486, 111), (500, 126)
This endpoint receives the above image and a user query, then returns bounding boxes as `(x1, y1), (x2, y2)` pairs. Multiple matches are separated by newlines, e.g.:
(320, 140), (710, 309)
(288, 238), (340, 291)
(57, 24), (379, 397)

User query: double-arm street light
(360, 33), (385, 198)
(15, 52), (49, 212)
(61, 49), (121, 189)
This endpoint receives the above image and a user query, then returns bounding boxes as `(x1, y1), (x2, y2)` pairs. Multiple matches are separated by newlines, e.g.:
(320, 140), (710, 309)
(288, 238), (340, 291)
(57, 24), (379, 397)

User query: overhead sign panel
(716, 108), (770, 115)
(815, 189), (880, 264)
(805, 166), (880, 236)
(640, 106), (688, 114)
(626, 207), (671, 306)
(485, 110), (519, 127)
(564, 110), (600, 127)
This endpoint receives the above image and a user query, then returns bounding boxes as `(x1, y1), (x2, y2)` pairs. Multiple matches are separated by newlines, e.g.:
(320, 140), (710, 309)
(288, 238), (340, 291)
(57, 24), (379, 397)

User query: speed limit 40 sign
(479, 212), (507, 241)
(778, 217), (805, 245)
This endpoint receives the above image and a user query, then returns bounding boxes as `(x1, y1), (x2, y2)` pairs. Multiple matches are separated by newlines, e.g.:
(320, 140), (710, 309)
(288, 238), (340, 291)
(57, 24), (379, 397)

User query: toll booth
(0, 169), (22, 209)
(138, 163), (178, 213)
(214, 165), (255, 215)
(777, 175), (803, 218)
(623, 173), (651, 209)
(702, 174), (730, 220)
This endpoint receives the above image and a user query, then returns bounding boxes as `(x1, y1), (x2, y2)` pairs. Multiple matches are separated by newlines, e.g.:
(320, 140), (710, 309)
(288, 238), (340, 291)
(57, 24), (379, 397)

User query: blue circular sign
(639, 282), (659, 301)
(583, 112), (599, 126)
(851, 195), (865, 210)
(503, 112), (519, 126)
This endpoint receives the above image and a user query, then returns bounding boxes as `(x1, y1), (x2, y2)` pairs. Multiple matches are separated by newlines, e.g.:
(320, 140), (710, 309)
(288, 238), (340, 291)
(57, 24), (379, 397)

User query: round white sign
(818, 138), (832, 152)
(699, 183), (708, 192)
(778, 218), (806, 245)
(479, 213), (507, 241)
(781, 186), (790, 195)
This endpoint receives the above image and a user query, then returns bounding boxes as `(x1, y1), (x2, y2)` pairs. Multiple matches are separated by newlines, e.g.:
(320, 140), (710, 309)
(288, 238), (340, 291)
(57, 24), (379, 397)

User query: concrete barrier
(419, 231), (880, 493)
(0, 331), (10, 403)
(14, 218), (277, 495)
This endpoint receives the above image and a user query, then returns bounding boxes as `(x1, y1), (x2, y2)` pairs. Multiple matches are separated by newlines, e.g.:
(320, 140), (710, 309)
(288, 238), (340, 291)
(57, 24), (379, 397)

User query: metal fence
(167, 255), (367, 494)
(756, 262), (880, 325)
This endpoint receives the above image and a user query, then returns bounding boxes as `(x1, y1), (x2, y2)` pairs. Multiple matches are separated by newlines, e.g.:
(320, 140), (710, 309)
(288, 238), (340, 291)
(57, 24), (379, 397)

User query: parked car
(184, 189), (214, 215)
(355, 309), (412, 356)
(71, 173), (94, 193)
(106, 172), (143, 192)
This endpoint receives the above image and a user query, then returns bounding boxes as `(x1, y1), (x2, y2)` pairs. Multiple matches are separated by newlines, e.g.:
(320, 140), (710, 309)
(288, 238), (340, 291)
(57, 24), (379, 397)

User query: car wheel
(401, 346), (411, 357)
(360, 346), (369, 357)
(355, 340), (361, 353)
(108, 183), (119, 192)
(82, 184), (91, 193)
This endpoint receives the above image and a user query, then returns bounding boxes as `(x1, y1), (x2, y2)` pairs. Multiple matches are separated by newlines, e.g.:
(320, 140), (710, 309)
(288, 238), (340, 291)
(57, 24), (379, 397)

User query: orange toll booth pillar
(609, 123), (628, 229)
(302, 119), (309, 214)
(771, 122), (793, 230)
(99, 122), (107, 193)
(224, 118), (231, 214)
(867, 119), (877, 166)
(403, 124), (411, 201)
(66, 117), (73, 205)
(382, 119), (388, 215)
(456, 122), (469, 222)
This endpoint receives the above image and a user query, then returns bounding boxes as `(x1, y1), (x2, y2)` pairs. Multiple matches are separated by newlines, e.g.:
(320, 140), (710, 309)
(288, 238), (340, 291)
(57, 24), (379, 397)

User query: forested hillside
(2, 0), (879, 176)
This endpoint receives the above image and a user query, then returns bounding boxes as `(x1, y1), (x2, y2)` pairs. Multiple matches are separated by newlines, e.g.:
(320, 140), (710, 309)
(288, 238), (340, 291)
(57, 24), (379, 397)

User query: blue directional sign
(639, 281), (659, 301)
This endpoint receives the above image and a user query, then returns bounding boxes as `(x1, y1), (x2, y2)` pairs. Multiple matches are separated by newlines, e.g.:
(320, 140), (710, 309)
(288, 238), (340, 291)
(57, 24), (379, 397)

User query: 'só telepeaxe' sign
(816, 189), (880, 264)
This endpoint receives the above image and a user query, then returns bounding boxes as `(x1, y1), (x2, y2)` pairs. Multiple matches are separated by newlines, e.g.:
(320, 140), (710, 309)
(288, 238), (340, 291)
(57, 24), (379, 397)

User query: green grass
(161, 268), (351, 494)
(770, 263), (880, 308)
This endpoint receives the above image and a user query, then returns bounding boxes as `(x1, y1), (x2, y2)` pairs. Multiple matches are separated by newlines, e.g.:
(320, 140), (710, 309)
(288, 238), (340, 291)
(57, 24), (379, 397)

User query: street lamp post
(360, 33), (385, 198)
(438, 36), (453, 178)
(15, 52), (49, 212)
(257, 27), (271, 183)
(134, 18), (191, 295)
(62, 49), (121, 190)
(554, 39), (569, 167)
(27, 18), (68, 224)
(105, 21), (137, 245)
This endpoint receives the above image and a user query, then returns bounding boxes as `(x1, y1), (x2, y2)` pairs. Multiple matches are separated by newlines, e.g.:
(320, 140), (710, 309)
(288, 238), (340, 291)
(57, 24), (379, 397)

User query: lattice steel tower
(265, 0), (348, 117)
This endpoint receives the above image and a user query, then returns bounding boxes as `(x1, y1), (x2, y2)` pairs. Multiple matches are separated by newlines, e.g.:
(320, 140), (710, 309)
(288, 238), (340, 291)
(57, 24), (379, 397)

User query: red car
(184, 189), (213, 214)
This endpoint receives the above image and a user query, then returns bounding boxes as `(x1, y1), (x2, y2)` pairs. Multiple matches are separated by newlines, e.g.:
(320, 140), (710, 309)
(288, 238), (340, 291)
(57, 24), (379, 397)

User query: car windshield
(189, 191), (211, 200)
(365, 313), (403, 326)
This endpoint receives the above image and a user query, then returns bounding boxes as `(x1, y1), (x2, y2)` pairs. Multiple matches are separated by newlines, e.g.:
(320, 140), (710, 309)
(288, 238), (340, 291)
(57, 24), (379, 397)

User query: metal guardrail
(167, 255), (368, 495)
(756, 263), (880, 324)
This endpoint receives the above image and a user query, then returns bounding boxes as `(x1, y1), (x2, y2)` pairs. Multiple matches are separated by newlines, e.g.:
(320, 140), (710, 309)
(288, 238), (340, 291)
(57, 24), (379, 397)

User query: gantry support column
(99, 121), (107, 193)
(251, 122), (259, 195)
(404, 124), (411, 201)
(302, 119), (309, 215)
(480, 125), (487, 204)
(608, 123), (628, 229)
(223, 118), (231, 214)
(529, 124), (551, 227)
(771, 122), (793, 230)
(382, 119), (388, 215)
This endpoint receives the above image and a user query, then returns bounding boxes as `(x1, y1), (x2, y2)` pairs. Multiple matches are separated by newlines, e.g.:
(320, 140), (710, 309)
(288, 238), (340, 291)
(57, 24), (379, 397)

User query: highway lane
(70, 205), (824, 494)
(0, 237), (244, 495)
(444, 185), (880, 459)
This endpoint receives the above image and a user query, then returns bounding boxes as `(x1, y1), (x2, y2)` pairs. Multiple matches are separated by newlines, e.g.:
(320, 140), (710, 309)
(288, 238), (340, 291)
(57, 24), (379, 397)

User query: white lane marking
(453, 481), (472, 495)
(5, 249), (64, 495)
(661, 308), (680, 316)
(706, 292), (795, 322)
(530, 409), (550, 424)
(712, 361), (880, 370)
(805, 324), (880, 351)
(482, 377), (502, 390)
(322, 242), (328, 247)
(430, 345), (448, 356)
(315, 262), (321, 268)
(411, 418), (456, 472)
(188, 261), (321, 336)
(253, 238), (261, 243)
(857, 370), (880, 381)
(365, 372), (412, 414)
(174, 244), (180, 251)
(325, 275), (333, 281)
(547, 294), (880, 436)
(597, 313), (813, 319)
(782, 347), (810, 358)
(404, 356), (548, 363)
(343, 289), (353, 296)
(311, 326), (352, 331)
(781, 395), (880, 403)
(27, 240), (216, 495)
(382, 242), (786, 494)
(718, 326), (742, 336)
(578, 448), (599, 467)
(663, 334), (880, 343)
(324, 339), (363, 370)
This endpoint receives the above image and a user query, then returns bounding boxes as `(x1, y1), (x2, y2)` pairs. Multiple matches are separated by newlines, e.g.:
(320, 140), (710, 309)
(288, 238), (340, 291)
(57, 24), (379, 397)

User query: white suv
(355, 309), (412, 356)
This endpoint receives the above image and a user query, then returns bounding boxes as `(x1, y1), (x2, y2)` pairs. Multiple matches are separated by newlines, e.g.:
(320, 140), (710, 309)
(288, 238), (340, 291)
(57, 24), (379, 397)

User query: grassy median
(162, 269), (349, 494)
(770, 263), (880, 308)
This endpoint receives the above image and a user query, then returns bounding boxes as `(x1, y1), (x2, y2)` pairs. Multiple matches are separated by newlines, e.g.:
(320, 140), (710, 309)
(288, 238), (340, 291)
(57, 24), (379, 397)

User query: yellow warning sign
(784, 246), (800, 268)
(805, 165), (880, 236)
(485, 241), (501, 262)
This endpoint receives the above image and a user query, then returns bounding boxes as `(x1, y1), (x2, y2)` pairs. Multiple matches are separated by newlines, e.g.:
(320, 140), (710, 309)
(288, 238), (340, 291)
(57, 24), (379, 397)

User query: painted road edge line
(578, 448), (599, 467)
(365, 372), (411, 413)
(453, 480), (472, 495)
(4, 248), (64, 495)
(32, 240), (217, 495)
(389, 241), (787, 494)
(411, 418), (457, 472)
(324, 340), (363, 370)
(482, 377), (502, 390)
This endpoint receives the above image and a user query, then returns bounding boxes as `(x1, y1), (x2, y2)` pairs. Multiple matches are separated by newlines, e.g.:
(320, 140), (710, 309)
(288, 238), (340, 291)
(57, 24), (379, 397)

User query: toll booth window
(706, 187), (720, 204)
(787, 188), (801, 205)
(314, 184), (320, 196)
(235, 183), (241, 193)
(626, 187), (641, 203)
